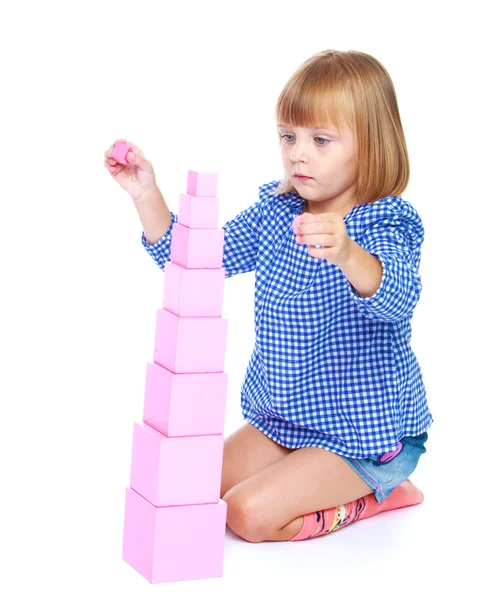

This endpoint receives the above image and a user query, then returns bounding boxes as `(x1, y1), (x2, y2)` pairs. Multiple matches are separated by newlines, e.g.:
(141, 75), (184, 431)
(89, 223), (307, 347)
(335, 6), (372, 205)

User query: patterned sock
(289, 479), (424, 541)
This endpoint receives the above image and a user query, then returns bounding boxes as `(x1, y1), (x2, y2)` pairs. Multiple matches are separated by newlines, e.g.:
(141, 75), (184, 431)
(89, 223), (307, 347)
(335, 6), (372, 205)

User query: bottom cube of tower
(123, 487), (227, 583)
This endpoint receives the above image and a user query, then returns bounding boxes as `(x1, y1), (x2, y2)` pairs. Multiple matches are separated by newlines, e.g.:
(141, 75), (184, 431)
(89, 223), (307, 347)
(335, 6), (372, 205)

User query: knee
(222, 488), (268, 543)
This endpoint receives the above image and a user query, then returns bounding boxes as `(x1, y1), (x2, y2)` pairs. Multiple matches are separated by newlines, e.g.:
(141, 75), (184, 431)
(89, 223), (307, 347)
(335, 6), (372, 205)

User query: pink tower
(122, 170), (228, 583)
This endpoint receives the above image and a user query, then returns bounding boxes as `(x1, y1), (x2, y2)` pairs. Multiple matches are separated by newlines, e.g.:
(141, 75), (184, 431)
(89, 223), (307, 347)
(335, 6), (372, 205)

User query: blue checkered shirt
(141, 180), (433, 458)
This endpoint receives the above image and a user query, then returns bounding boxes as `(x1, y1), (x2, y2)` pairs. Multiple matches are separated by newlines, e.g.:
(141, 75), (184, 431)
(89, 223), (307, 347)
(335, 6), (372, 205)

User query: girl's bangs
(276, 80), (354, 131)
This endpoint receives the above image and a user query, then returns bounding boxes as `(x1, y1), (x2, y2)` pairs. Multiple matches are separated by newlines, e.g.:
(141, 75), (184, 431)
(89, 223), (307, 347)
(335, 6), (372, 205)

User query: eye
(279, 134), (330, 145)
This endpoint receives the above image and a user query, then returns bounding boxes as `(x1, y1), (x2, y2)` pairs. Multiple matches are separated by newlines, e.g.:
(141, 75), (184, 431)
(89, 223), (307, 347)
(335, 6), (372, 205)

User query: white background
(1, 0), (485, 598)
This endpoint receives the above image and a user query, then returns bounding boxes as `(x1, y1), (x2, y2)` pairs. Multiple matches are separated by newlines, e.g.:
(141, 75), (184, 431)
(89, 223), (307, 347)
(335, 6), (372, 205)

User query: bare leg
(221, 423), (294, 497)
(222, 446), (374, 542)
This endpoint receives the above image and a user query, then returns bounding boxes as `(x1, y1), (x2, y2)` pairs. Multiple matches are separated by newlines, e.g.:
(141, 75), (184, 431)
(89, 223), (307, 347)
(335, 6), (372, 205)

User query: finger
(296, 233), (335, 246)
(299, 212), (342, 224)
(104, 158), (122, 174)
(127, 146), (152, 171)
(127, 144), (146, 161)
(307, 246), (328, 258)
(104, 151), (117, 165)
(297, 222), (336, 236)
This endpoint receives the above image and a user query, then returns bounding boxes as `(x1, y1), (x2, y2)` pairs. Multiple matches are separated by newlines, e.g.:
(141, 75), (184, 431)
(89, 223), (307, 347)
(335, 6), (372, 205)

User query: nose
(289, 139), (309, 163)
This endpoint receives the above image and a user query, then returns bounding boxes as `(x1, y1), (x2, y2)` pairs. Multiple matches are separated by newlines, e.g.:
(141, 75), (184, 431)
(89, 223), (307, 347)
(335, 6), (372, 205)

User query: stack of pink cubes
(122, 170), (229, 584)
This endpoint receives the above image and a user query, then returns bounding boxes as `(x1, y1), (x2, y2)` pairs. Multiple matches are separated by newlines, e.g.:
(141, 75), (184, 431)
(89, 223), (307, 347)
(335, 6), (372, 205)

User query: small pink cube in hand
(111, 142), (131, 165)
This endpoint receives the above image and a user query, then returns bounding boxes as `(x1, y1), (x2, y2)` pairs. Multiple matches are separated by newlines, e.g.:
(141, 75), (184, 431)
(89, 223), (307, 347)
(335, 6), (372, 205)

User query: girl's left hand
(293, 212), (354, 267)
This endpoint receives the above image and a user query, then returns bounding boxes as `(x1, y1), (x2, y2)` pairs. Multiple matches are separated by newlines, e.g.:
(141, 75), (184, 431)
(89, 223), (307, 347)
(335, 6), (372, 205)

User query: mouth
(293, 174), (313, 181)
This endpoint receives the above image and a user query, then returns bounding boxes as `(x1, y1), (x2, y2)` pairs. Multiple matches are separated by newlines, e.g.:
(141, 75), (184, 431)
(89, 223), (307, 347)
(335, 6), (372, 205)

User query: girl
(104, 49), (433, 544)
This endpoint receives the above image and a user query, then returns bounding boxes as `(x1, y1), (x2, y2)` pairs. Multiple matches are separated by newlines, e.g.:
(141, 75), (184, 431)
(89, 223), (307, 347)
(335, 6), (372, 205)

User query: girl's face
(277, 121), (359, 216)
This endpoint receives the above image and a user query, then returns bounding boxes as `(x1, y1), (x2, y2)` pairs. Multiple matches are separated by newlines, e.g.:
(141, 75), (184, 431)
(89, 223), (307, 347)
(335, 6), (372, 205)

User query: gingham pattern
(142, 180), (433, 458)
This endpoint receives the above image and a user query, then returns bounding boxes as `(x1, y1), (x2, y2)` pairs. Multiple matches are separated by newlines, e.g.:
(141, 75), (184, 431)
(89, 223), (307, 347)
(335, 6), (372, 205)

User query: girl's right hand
(104, 138), (159, 201)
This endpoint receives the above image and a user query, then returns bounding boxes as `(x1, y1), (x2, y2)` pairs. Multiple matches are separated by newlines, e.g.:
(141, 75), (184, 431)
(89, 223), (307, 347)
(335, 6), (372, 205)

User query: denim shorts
(341, 432), (428, 503)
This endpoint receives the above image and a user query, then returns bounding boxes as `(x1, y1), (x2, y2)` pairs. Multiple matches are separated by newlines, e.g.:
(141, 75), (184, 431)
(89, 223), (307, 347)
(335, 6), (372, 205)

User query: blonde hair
(273, 49), (410, 205)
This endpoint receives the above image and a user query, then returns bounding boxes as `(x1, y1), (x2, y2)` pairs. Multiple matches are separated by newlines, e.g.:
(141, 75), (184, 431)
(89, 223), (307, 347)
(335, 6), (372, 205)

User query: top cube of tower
(187, 170), (218, 197)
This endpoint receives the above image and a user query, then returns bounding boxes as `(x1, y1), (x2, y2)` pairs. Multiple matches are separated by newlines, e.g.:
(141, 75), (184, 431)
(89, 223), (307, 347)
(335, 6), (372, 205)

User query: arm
(339, 242), (383, 298)
(134, 187), (172, 245)
(137, 187), (177, 271)
(140, 190), (264, 277)
(344, 212), (424, 322)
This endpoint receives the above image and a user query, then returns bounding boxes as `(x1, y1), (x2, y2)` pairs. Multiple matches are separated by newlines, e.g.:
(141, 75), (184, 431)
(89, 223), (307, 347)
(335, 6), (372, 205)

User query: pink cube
(179, 193), (220, 229)
(163, 262), (225, 317)
(129, 422), (224, 506)
(154, 308), (227, 373)
(111, 142), (130, 164)
(143, 362), (227, 437)
(187, 170), (218, 197)
(123, 487), (227, 583)
(170, 223), (224, 269)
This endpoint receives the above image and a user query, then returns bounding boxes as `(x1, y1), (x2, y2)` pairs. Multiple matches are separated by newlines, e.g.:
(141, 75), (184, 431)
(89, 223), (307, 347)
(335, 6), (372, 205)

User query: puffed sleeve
(141, 197), (263, 278)
(347, 197), (424, 322)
